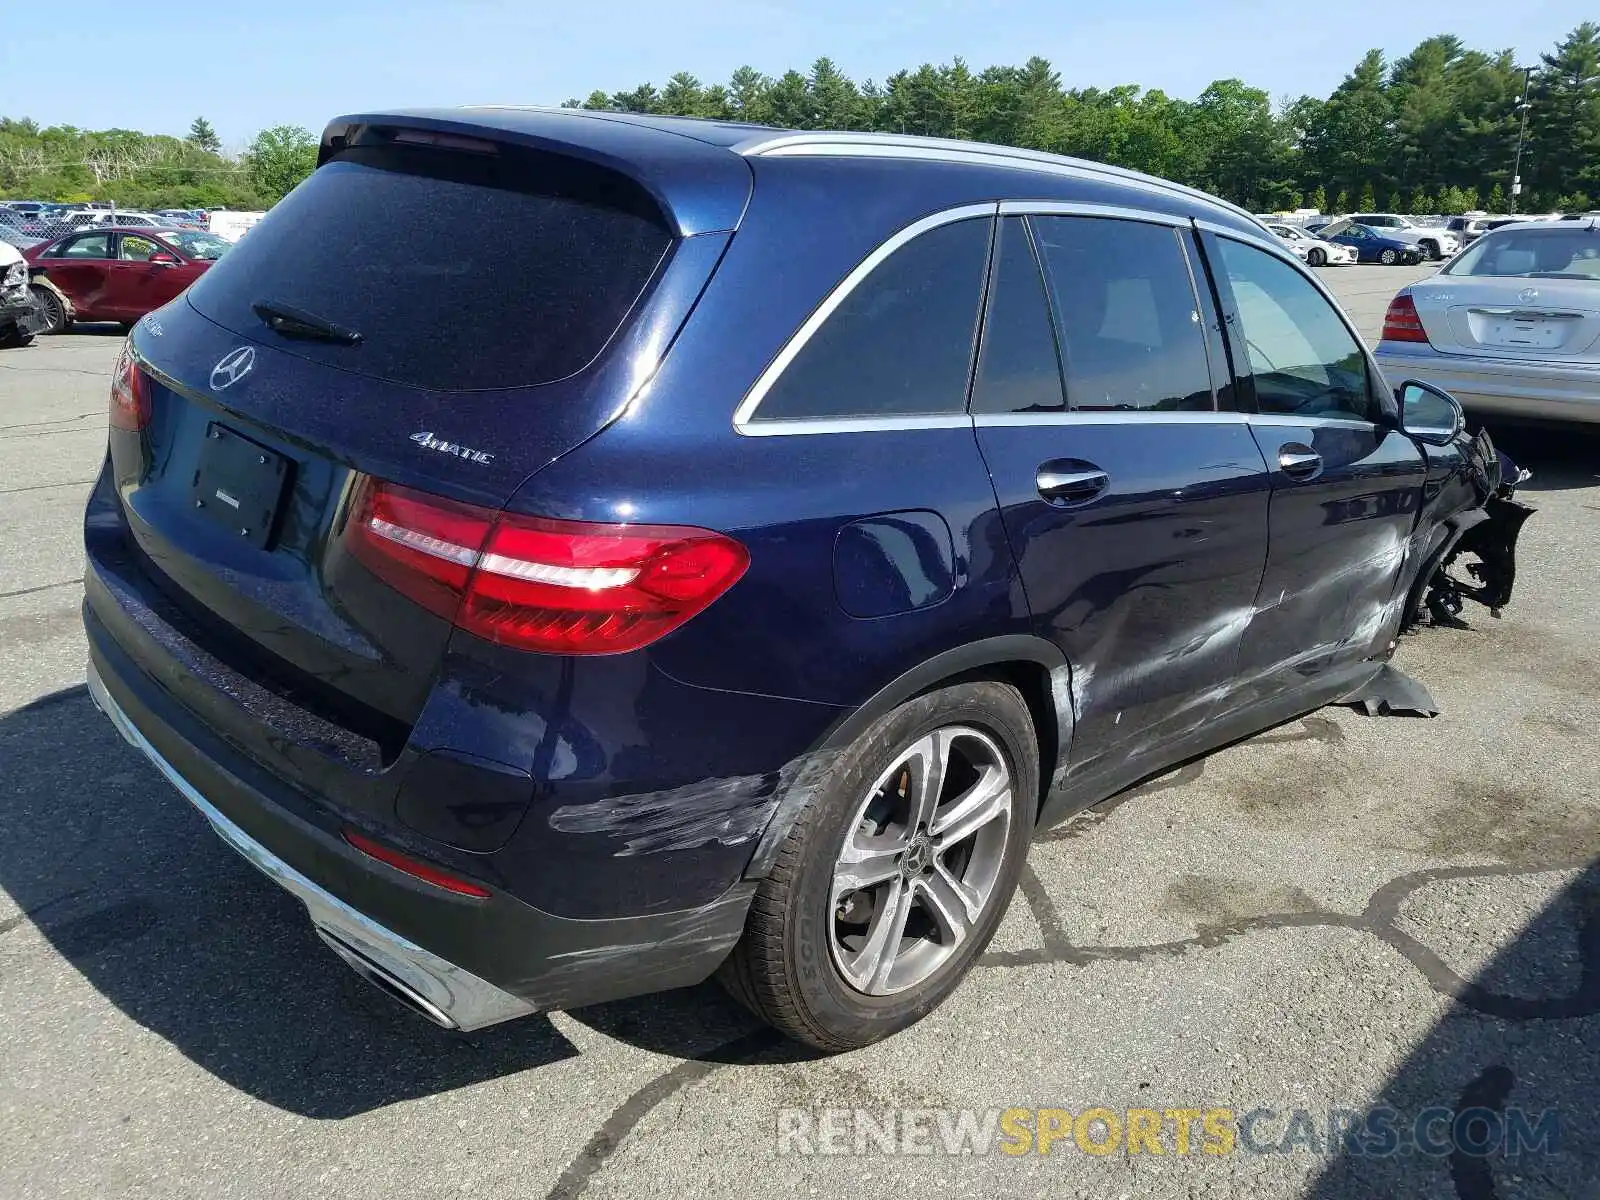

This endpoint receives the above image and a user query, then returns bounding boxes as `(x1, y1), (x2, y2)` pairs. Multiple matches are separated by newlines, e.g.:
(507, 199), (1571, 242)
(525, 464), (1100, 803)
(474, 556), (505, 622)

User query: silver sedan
(1374, 220), (1600, 424)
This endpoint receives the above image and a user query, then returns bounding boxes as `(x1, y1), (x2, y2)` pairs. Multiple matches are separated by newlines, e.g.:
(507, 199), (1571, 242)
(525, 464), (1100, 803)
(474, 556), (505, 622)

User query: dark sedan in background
(23, 226), (230, 332)
(1315, 219), (1427, 265)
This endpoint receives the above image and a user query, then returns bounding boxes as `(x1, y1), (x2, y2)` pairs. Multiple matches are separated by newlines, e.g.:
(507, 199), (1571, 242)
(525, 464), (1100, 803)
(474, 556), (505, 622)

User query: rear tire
(0, 321), (33, 349)
(1380, 248), (1399, 265)
(721, 681), (1039, 1051)
(1421, 239), (1441, 260)
(1307, 247), (1327, 267)
(27, 284), (67, 335)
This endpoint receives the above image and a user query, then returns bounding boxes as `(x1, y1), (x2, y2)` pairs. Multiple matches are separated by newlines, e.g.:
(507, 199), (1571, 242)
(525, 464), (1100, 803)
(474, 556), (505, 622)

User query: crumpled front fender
(1423, 496), (1537, 623)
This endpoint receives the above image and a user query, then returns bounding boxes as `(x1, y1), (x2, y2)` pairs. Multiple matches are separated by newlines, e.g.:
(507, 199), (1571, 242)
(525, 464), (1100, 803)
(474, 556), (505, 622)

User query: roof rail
(730, 130), (1262, 226)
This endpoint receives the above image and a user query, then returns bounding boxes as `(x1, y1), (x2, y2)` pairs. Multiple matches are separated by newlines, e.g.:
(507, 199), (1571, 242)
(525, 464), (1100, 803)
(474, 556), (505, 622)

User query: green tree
(1307, 184), (1328, 212)
(1300, 50), (1394, 200)
(246, 125), (317, 203)
(186, 117), (221, 155)
(1486, 181), (1507, 210)
(1185, 79), (1291, 207)
(1358, 181), (1377, 209)
(1528, 23), (1600, 199)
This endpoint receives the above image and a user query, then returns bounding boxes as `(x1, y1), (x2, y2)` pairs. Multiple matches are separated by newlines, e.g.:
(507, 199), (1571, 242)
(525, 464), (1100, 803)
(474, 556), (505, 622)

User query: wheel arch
(744, 635), (1075, 880)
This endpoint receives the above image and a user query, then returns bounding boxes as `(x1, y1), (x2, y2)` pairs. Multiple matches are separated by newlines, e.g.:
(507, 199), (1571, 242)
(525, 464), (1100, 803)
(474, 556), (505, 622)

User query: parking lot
(2, 264), (1598, 1199)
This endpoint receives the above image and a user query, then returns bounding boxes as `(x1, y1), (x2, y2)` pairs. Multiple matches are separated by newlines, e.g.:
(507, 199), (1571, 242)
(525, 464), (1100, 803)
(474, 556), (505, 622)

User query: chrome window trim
(997, 199), (1187, 227)
(974, 411), (1246, 428)
(1246, 413), (1382, 431)
(739, 414), (975, 438)
(733, 202), (998, 435)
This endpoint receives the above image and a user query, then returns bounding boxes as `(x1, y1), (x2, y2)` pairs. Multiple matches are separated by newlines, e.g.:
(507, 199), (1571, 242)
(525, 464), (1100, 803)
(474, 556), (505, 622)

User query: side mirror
(1397, 378), (1465, 446)
(147, 252), (180, 266)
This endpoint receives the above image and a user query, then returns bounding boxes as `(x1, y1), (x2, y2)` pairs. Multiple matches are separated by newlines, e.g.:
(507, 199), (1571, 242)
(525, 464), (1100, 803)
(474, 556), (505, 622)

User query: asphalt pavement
(2, 270), (1598, 1200)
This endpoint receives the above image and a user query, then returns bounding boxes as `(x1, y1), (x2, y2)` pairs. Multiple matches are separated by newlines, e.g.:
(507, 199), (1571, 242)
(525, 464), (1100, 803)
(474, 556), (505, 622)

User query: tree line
(3, 23), (1597, 214)
(567, 23), (1599, 214)
(0, 118), (317, 210)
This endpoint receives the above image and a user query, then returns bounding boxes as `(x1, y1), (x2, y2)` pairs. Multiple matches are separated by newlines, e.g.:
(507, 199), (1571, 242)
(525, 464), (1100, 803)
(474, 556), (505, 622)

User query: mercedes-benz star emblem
(210, 346), (256, 390)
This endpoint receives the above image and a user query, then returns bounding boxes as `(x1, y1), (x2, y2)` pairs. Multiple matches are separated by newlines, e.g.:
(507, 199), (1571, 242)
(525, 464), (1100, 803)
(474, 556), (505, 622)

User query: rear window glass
(1446, 228), (1600, 279)
(185, 144), (673, 391)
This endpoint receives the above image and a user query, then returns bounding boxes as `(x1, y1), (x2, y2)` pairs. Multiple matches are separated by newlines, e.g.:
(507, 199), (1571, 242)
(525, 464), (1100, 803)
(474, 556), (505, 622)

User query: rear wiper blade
(251, 299), (363, 345)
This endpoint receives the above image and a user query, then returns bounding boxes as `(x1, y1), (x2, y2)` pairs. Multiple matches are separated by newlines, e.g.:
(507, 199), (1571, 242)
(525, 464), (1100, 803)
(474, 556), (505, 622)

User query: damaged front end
(1419, 429), (1536, 626)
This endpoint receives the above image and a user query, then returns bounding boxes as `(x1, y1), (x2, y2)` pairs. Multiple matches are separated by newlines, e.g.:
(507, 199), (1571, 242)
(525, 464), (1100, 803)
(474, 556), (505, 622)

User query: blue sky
(0, 0), (1587, 146)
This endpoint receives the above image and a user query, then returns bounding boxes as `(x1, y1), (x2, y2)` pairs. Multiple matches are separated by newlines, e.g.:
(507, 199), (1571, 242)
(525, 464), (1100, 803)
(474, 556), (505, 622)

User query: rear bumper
(83, 600), (758, 1028)
(1376, 345), (1600, 425)
(87, 658), (534, 1030)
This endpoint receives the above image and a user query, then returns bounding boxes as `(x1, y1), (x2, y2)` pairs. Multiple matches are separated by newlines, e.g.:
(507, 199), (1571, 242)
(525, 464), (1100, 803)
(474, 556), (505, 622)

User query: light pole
(1510, 65), (1535, 213)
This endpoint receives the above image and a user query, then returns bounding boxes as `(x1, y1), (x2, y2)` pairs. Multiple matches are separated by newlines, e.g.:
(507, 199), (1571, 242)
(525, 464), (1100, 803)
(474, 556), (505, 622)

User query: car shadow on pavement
(0, 684), (798, 1119)
(1304, 859), (1600, 1198)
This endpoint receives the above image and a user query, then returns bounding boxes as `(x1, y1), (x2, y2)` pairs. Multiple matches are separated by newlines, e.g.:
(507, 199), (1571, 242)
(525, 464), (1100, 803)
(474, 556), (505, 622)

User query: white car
(1347, 214), (1460, 261)
(1265, 223), (1357, 266)
(61, 209), (166, 229)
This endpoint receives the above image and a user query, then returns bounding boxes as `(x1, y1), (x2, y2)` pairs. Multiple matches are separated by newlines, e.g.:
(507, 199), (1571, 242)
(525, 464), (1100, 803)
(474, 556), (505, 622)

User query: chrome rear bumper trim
(86, 660), (537, 1031)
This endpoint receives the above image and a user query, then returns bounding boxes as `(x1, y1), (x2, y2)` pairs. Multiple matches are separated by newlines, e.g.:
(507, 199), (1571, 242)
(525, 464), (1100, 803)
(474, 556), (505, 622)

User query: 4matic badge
(409, 431), (494, 464)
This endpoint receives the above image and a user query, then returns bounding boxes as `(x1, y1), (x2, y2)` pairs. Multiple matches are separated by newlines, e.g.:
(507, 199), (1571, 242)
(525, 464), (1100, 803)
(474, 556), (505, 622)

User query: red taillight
(341, 828), (492, 898)
(345, 477), (749, 655)
(1381, 293), (1430, 344)
(347, 478), (493, 620)
(109, 343), (151, 431)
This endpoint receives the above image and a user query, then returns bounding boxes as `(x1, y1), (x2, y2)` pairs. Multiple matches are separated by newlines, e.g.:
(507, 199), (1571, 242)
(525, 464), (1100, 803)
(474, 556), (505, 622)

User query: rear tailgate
(96, 117), (746, 769)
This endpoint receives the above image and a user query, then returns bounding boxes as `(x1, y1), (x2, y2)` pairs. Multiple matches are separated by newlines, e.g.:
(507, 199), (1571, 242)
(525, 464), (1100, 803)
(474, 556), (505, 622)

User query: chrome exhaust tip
(315, 926), (458, 1029)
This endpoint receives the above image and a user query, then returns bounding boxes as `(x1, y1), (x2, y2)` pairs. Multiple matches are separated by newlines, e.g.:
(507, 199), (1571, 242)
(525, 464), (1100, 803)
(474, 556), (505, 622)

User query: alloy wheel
(24, 285), (65, 335)
(829, 725), (1014, 996)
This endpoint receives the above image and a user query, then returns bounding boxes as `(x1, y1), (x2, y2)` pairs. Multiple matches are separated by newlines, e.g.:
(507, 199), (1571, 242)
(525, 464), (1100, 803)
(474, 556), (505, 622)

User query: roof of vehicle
(321, 106), (1266, 240)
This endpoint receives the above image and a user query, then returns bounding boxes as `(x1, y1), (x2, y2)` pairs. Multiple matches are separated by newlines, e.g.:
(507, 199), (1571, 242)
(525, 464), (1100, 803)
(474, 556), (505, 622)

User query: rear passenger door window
(751, 217), (992, 423)
(53, 233), (113, 259)
(970, 217), (1065, 415)
(1030, 216), (1214, 413)
(1213, 237), (1377, 423)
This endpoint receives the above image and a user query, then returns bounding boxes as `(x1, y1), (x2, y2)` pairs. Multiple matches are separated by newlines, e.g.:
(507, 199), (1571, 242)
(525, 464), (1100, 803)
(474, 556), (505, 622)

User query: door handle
(1036, 461), (1110, 504)
(1277, 444), (1323, 479)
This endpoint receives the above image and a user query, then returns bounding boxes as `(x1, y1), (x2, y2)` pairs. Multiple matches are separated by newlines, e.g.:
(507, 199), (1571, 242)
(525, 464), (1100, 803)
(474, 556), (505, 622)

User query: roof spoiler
(318, 108), (752, 237)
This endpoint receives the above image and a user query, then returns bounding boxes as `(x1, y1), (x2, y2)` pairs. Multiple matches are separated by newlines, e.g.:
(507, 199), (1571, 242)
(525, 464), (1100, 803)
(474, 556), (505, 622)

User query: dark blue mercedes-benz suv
(81, 107), (1529, 1050)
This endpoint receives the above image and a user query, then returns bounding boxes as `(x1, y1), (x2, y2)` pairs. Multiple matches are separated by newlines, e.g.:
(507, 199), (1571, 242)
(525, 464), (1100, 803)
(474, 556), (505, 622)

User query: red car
(24, 226), (230, 333)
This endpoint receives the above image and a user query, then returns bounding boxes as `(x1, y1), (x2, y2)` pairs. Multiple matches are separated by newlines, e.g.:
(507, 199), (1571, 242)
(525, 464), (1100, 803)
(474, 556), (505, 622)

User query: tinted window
(54, 233), (112, 259)
(970, 217), (1064, 415)
(754, 217), (991, 421)
(1216, 237), (1376, 422)
(1031, 216), (1213, 412)
(186, 145), (674, 391)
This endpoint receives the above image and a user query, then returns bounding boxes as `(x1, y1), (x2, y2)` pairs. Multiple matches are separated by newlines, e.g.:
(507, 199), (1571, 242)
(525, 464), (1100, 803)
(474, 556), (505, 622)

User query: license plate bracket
(190, 423), (291, 549)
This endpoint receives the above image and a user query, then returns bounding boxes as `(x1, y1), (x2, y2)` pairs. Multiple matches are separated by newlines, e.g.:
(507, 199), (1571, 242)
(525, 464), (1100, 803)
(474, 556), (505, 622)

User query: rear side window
(186, 144), (674, 392)
(53, 233), (112, 259)
(1215, 237), (1376, 423)
(1031, 216), (1214, 412)
(751, 217), (991, 422)
(970, 217), (1065, 415)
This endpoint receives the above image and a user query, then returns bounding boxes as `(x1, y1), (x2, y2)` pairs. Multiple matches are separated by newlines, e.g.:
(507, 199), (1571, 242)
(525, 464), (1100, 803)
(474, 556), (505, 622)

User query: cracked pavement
(2, 271), (1598, 1200)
